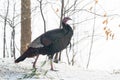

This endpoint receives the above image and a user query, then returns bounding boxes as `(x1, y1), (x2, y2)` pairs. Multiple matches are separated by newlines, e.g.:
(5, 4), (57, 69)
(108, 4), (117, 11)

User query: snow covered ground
(1, 40), (120, 80)
(1, 57), (120, 80)
(89, 40), (120, 71)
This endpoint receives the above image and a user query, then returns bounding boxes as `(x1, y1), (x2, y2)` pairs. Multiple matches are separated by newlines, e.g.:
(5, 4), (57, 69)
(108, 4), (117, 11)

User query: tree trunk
(3, 0), (9, 58)
(21, 0), (31, 54)
(54, 0), (64, 63)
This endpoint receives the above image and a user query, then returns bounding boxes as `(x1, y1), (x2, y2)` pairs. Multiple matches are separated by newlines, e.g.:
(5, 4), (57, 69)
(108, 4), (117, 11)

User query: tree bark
(21, 0), (31, 54)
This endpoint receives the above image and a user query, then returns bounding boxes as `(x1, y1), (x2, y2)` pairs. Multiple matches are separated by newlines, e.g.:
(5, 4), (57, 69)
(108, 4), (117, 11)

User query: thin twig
(86, 3), (96, 69)
(38, 0), (46, 32)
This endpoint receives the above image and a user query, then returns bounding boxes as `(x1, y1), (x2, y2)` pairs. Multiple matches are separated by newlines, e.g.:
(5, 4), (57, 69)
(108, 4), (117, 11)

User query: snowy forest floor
(0, 58), (120, 80)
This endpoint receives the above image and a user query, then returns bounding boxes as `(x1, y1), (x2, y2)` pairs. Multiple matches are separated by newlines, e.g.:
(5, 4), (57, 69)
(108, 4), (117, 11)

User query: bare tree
(3, 0), (10, 58)
(10, 2), (17, 59)
(38, 0), (46, 32)
(0, 0), (21, 59)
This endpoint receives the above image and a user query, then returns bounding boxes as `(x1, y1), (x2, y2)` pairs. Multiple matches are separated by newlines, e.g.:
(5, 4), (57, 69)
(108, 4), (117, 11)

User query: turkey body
(40, 24), (73, 55)
(15, 17), (73, 70)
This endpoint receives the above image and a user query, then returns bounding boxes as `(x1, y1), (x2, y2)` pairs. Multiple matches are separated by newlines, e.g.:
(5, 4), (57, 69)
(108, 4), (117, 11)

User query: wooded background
(0, 0), (120, 68)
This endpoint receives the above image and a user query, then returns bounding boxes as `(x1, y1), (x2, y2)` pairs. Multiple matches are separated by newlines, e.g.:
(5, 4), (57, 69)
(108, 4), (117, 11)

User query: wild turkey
(15, 17), (73, 70)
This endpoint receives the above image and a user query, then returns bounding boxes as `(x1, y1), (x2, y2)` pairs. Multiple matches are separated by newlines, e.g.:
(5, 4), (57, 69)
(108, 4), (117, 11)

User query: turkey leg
(33, 55), (39, 68)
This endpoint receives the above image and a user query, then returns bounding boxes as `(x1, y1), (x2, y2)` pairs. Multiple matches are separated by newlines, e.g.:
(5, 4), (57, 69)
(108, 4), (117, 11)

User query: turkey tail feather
(15, 54), (26, 63)
(15, 47), (38, 63)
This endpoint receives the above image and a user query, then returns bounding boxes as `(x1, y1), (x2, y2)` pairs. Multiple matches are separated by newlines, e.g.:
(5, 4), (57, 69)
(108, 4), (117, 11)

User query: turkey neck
(62, 22), (73, 34)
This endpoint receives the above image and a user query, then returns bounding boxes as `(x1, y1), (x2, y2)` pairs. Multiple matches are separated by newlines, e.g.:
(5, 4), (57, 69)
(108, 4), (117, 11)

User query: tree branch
(37, 0), (46, 32)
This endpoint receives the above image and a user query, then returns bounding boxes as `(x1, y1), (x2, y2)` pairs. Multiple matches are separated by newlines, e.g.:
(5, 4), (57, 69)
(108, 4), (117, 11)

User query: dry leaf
(95, 0), (98, 4)
(103, 13), (107, 17)
(109, 33), (112, 37)
(103, 18), (108, 25)
(103, 27), (107, 30)
(56, 8), (59, 12)
(112, 34), (114, 40)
